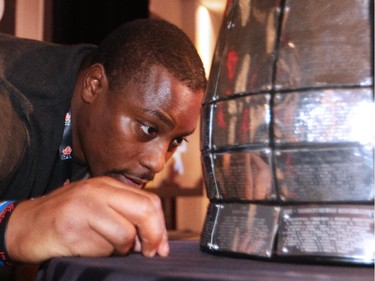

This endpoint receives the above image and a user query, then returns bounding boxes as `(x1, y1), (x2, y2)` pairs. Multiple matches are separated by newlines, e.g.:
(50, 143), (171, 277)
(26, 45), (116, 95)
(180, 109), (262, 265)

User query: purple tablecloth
(36, 240), (374, 281)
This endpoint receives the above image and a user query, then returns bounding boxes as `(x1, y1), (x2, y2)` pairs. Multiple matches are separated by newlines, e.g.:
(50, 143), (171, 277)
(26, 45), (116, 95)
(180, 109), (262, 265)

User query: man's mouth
(106, 171), (149, 189)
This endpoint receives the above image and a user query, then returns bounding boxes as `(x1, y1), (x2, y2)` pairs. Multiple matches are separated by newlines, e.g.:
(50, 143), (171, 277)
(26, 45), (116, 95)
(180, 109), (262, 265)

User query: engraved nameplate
(212, 94), (270, 149)
(203, 150), (275, 201)
(215, 0), (279, 97)
(277, 205), (375, 263)
(200, 103), (214, 150)
(275, 0), (372, 89)
(275, 146), (374, 202)
(201, 203), (280, 257)
(274, 88), (374, 145)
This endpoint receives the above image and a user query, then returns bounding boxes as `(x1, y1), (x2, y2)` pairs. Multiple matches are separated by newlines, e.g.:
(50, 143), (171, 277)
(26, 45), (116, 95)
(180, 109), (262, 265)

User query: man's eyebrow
(142, 108), (174, 128)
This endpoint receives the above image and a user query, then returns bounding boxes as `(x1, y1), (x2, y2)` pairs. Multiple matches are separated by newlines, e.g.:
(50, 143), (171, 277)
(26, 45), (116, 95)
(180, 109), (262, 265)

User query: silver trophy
(200, 0), (374, 264)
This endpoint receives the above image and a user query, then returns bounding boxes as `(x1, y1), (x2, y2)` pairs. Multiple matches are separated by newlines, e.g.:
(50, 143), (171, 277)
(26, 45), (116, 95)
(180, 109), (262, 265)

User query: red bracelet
(0, 201), (18, 267)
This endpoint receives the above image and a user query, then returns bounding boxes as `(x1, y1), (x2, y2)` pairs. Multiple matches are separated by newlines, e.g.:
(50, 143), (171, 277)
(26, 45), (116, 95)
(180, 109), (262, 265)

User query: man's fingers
(133, 236), (142, 253)
(105, 185), (168, 257)
(88, 207), (138, 256)
(80, 176), (169, 257)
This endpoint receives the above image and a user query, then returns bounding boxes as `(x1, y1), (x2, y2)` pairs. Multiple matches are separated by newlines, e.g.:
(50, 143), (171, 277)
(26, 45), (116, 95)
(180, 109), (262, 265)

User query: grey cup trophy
(200, 0), (374, 264)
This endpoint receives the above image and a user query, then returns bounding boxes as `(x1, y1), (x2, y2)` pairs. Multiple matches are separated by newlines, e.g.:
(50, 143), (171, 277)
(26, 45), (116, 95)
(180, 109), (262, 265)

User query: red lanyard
(59, 111), (72, 185)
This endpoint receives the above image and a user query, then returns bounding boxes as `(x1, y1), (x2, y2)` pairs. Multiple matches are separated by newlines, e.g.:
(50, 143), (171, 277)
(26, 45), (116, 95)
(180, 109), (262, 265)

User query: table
(36, 240), (374, 281)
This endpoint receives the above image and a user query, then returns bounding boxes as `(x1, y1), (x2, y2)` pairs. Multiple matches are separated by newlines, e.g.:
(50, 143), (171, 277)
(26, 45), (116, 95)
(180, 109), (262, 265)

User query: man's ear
(81, 64), (109, 104)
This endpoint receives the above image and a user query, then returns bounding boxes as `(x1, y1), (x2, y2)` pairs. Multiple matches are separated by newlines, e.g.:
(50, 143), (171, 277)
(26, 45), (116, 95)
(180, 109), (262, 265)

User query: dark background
(52, 0), (149, 44)
(0, 0), (16, 34)
(0, 0), (149, 44)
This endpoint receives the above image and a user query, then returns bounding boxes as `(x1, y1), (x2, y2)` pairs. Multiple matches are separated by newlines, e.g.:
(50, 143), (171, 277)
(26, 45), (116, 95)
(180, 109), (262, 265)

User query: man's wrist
(0, 201), (19, 266)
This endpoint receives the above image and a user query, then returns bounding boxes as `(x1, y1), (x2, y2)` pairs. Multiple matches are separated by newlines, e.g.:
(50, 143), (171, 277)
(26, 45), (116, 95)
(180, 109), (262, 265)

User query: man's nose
(140, 144), (169, 174)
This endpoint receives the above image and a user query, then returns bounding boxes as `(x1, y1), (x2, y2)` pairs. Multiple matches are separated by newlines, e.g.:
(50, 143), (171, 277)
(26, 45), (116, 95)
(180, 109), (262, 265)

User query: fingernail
(159, 242), (170, 257)
(144, 249), (156, 257)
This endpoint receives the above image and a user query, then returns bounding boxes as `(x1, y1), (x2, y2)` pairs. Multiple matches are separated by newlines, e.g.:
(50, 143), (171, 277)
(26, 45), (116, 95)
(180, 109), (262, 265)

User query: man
(0, 19), (207, 265)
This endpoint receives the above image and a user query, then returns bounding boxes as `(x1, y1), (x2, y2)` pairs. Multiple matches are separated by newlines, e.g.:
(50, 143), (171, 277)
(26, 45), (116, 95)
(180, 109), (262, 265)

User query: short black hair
(88, 19), (207, 92)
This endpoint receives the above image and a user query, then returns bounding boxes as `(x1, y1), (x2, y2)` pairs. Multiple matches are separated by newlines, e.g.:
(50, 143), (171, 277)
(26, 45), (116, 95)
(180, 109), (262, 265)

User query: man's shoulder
(0, 78), (28, 182)
(0, 35), (96, 107)
(0, 33), (96, 69)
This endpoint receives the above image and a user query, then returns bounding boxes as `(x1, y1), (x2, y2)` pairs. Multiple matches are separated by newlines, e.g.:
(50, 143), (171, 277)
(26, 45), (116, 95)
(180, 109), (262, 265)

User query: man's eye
(172, 137), (187, 147)
(140, 124), (157, 136)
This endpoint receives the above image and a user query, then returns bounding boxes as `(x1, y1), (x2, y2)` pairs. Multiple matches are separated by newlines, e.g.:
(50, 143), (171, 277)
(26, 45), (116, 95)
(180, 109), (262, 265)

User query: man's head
(72, 19), (207, 188)
(86, 19), (207, 92)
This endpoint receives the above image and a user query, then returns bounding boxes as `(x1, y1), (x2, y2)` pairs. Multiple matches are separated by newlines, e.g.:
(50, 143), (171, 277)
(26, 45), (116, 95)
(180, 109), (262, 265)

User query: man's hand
(5, 177), (169, 264)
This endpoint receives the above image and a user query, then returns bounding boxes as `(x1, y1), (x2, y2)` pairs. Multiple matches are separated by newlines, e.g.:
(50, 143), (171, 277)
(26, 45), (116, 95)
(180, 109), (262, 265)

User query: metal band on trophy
(200, 0), (374, 264)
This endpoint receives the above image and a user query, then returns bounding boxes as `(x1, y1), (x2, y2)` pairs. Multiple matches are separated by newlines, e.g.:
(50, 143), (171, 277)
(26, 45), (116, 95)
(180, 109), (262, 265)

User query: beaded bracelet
(0, 201), (18, 266)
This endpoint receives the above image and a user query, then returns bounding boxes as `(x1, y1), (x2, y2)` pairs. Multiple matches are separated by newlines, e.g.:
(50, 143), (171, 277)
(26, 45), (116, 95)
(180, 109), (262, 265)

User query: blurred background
(0, 0), (227, 238)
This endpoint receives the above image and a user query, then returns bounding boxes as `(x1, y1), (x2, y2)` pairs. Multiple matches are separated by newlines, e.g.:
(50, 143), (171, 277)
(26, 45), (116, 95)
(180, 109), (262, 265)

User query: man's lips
(107, 173), (147, 189)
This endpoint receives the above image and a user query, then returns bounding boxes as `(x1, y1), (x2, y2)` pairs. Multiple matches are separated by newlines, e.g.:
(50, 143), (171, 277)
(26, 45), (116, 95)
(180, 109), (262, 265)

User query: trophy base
(200, 203), (375, 265)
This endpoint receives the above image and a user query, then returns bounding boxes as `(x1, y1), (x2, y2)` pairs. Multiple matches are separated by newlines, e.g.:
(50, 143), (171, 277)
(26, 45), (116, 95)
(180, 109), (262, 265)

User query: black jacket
(0, 34), (95, 199)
